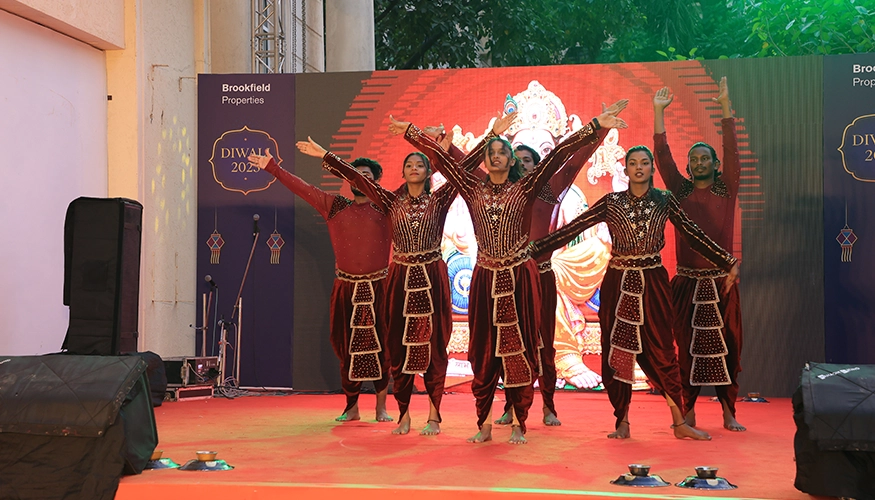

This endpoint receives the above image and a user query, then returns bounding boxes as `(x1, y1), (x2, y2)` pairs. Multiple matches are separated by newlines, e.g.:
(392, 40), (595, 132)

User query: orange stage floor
(116, 391), (817, 500)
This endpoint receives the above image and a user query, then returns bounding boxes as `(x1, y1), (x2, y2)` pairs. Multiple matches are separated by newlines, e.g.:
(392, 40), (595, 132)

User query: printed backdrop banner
(196, 57), (849, 394)
(197, 74), (295, 388)
(823, 54), (875, 364)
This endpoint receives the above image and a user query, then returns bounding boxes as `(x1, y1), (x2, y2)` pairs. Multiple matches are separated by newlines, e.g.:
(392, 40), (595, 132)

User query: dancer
(390, 103), (627, 444)
(296, 114), (516, 436)
(653, 77), (745, 431)
(248, 149), (392, 423)
(530, 145), (738, 440)
(495, 104), (622, 427)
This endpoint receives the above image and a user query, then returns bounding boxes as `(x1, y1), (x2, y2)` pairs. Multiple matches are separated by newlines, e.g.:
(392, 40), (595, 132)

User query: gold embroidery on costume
(678, 267), (731, 386)
(337, 268), (389, 382)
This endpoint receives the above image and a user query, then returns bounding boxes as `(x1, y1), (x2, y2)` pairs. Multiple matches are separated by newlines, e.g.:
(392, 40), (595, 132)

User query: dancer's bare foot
(336, 404), (360, 422)
(722, 400), (746, 431)
(673, 422), (711, 440)
(375, 389), (393, 422)
(392, 412), (411, 435)
(724, 417), (746, 432)
(543, 407), (561, 426)
(509, 425), (527, 444)
(421, 419), (441, 436)
(684, 407), (697, 427)
(467, 424), (493, 443)
(723, 414), (746, 432)
(607, 420), (630, 439)
(494, 411), (513, 425)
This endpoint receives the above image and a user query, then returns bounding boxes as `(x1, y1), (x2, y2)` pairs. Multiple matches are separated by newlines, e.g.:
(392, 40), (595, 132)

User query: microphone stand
(220, 222), (259, 389)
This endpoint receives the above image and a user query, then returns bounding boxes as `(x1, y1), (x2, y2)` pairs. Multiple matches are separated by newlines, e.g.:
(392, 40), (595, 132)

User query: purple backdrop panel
(823, 54), (875, 364)
(197, 74), (295, 388)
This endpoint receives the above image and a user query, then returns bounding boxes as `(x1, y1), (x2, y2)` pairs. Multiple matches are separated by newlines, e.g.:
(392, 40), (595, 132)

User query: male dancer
(653, 77), (745, 431)
(495, 106), (619, 427)
(249, 149), (392, 423)
(531, 145), (738, 440)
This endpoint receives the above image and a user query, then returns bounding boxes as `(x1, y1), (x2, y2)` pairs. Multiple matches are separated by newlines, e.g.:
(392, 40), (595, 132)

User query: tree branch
(375, 0), (402, 26)
(400, 31), (445, 69)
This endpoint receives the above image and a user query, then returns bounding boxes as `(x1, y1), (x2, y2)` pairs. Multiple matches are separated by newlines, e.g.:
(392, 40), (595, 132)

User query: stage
(114, 390), (815, 499)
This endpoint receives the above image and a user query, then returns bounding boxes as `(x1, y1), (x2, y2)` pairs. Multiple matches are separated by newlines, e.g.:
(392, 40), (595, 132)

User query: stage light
(178, 450), (235, 471)
(143, 449), (179, 470)
(676, 466), (737, 490)
(609, 464), (670, 487)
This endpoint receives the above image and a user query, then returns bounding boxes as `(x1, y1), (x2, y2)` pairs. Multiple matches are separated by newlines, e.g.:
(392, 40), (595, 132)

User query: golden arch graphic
(209, 126), (281, 195)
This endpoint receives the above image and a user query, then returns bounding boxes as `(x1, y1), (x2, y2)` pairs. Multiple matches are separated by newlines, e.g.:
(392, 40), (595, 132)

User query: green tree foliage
(374, 0), (644, 69)
(748, 0), (874, 56)
(374, 0), (875, 69)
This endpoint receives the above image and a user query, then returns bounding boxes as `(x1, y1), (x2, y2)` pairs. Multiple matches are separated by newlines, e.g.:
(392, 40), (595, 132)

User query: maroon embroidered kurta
(262, 158), (391, 412)
(655, 117), (743, 415)
(321, 145), (483, 421)
(408, 122), (603, 432)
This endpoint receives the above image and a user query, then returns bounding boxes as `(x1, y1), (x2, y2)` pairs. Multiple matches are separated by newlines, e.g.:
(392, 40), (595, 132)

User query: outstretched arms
(296, 136), (394, 211)
(526, 100), (628, 194)
(530, 196), (608, 259)
(248, 148), (335, 218)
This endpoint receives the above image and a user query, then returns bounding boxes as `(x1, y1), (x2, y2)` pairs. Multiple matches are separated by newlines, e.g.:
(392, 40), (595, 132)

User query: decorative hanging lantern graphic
(266, 208), (284, 264)
(207, 209), (224, 264)
(836, 204), (857, 263)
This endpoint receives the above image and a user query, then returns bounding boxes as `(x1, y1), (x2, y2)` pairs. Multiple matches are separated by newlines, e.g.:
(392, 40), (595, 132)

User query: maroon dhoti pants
(671, 273), (743, 416)
(329, 272), (391, 414)
(598, 265), (685, 428)
(386, 258), (452, 422)
(468, 258), (541, 433)
(503, 261), (558, 418)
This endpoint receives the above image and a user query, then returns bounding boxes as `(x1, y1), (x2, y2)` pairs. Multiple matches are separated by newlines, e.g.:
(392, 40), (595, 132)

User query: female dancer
(389, 102), (627, 443)
(530, 146), (738, 440)
(296, 113), (516, 435)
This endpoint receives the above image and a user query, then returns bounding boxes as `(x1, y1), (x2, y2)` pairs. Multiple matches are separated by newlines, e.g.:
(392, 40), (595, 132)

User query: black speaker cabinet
(63, 197), (143, 355)
(0, 355), (158, 499)
(794, 362), (875, 499)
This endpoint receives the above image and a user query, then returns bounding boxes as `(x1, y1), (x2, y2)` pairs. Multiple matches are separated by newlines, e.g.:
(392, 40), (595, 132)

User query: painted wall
(0, 9), (108, 354)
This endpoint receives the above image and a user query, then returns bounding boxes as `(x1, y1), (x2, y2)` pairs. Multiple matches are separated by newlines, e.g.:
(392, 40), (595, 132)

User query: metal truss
(251, 0), (286, 73)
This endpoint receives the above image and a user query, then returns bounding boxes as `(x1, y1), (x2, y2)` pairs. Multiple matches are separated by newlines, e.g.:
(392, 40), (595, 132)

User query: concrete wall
(106, 0), (200, 357)
(0, 0), (124, 48)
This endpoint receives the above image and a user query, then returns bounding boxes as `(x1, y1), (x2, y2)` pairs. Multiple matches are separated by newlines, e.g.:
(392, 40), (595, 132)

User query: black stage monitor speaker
(63, 197), (143, 355)
(794, 362), (875, 499)
(0, 355), (158, 500)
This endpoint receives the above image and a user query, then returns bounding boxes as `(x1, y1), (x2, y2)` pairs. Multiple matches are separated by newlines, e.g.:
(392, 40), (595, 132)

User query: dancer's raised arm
(525, 100), (628, 195)
(297, 136), (394, 212)
(249, 148), (335, 218)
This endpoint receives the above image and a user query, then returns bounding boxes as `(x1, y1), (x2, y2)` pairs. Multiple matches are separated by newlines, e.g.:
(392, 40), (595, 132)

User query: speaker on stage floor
(0, 354), (158, 500)
(63, 197), (143, 355)
(793, 362), (875, 499)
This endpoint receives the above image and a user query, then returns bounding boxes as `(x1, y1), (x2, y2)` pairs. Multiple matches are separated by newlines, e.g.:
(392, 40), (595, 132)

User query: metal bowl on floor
(144, 450), (180, 470)
(628, 464), (651, 476)
(677, 466), (737, 490)
(178, 451), (234, 471)
(610, 464), (670, 487)
(695, 466), (719, 479)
